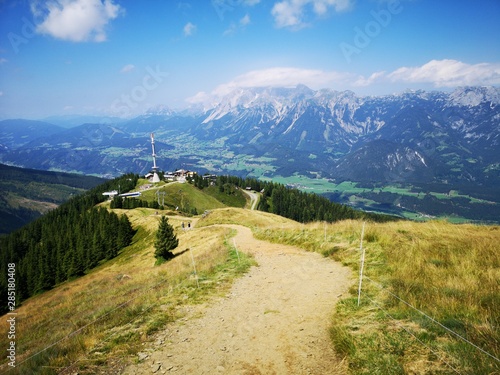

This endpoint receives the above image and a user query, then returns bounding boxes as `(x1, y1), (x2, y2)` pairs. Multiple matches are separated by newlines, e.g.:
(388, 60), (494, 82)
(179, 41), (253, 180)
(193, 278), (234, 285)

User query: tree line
(0, 174), (138, 315)
(194, 174), (398, 223)
(110, 196), (163, 210)
(0, 171), (398, 315)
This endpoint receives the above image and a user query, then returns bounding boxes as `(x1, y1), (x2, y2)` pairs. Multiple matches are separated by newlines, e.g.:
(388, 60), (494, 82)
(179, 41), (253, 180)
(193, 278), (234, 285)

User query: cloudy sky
(0, 0), (499, 118)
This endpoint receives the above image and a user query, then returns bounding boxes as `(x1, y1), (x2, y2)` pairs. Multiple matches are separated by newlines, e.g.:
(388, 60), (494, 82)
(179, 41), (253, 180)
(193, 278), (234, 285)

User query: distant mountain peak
(2, 86), (499, 193)
(42, 114), (123, 128)
(144, 105), (174, 117)
(448, 86), (500, 107)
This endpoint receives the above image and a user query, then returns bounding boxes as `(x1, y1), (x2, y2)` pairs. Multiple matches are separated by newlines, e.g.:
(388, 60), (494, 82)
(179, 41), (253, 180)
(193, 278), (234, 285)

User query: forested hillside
(0, 163), (106, 234)
(194, 175), (399, 223)
(0, 171), (398, 316)
(0, 174), (137, 314)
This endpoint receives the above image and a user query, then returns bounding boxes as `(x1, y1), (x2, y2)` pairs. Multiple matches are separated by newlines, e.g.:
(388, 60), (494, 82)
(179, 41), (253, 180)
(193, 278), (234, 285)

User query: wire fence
(1, 272), (173, 374)
(363, 275), (500, 363)
(1, 239), (241, 375)
(355, 223), (500, 373)
(364, 294), (463, 374)
(3, 222), (498, 374)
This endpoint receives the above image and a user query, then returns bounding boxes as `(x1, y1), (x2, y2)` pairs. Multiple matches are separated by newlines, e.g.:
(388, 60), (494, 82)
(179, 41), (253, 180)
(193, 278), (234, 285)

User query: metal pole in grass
(189, 247), (200, 289)
(233, 239), (240, 263)
(357, 222), (366, 307)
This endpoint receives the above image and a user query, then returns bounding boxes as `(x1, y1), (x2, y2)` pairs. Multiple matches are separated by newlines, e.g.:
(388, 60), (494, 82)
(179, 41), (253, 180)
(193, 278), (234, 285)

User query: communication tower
(150, 133), (161, 183)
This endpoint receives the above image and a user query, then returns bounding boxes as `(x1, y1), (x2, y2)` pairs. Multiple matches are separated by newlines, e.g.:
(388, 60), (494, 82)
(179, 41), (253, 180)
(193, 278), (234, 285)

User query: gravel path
(122, 225), (351, 375)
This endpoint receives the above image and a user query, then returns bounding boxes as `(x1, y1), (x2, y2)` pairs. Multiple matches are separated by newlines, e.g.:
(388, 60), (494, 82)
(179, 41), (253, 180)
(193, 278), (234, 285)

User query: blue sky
(0, 0), (499, 118)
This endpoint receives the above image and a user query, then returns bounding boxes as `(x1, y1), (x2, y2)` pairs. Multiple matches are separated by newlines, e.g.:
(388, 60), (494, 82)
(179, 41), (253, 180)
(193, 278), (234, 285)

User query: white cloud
(386, 59), (500, 87)
(353, 60), (500, 88)
(186, 91), (211, 104)
(353, 71), (386, 87)
(120, 64), (135, 74)
(223, 14), (251, 36)
(183, 22), (197, 37)
(187, 67), (354, 103)
(33, 0), (123, 42)
(216, 67), (350, 93)
(271, 0), (353, 29)
(187, 60), (500, 105)
(0, 58), (7, 64)
(240, 14), (251, 26)
(223, 23), (237, 36)
(0, 91), (4, 97)
(271, 1), (302, 28)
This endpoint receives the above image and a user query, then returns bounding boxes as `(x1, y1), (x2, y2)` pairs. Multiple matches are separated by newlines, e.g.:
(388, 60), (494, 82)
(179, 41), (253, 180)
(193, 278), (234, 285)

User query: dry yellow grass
(197, 207), (298, 229)
(2, 205), (498, 374)
(0, 207), (253, 374)
(252, 218), (500, 374)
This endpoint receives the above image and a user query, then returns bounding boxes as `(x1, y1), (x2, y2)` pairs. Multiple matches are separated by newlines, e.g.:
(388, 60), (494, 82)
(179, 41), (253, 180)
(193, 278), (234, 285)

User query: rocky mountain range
(1, 85), (499, 188)
(190, 85), (499, 185)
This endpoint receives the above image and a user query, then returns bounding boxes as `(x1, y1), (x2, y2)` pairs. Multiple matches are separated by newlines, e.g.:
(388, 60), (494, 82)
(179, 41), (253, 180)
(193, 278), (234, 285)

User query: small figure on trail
(188, 222), (191, 230)
(181, 222), (185, 230)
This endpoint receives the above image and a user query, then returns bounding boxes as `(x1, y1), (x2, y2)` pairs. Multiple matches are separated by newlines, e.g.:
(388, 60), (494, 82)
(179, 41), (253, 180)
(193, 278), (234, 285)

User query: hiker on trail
(182, 222), (185, 230)
(188, 222), (191, 230)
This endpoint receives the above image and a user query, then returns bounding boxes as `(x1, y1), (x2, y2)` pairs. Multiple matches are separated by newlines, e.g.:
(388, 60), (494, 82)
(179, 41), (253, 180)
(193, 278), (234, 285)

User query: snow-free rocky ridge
(122, 225), (352, 375)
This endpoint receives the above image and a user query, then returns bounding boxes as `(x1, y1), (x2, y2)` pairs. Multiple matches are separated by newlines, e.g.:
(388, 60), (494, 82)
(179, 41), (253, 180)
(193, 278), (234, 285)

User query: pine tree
(117, 214), (134, 249)
(154, 216), (178, 261)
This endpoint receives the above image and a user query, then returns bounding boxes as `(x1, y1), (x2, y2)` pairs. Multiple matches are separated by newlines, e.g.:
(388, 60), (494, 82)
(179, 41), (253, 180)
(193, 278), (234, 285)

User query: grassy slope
(199, 208), (499, 373)
(202, 185), (247, 208)
(197, 207), (296, 229)
(0, 206), (255, 374)
(134, 181), (246, 214)
(1, 182), (498, 374)
(250, 219), (500, 374)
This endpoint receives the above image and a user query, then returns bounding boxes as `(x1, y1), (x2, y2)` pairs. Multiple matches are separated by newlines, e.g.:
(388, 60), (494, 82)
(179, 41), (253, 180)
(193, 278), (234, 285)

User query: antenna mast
(150, 133), (161, 183)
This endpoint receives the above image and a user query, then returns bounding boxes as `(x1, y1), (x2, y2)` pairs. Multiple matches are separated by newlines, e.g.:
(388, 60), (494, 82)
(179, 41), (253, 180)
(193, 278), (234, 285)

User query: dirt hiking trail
(122, 225), (352, 375)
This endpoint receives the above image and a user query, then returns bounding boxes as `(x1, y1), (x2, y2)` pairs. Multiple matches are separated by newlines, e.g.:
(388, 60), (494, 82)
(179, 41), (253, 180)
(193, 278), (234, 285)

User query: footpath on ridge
(122, 224), (352, 375)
